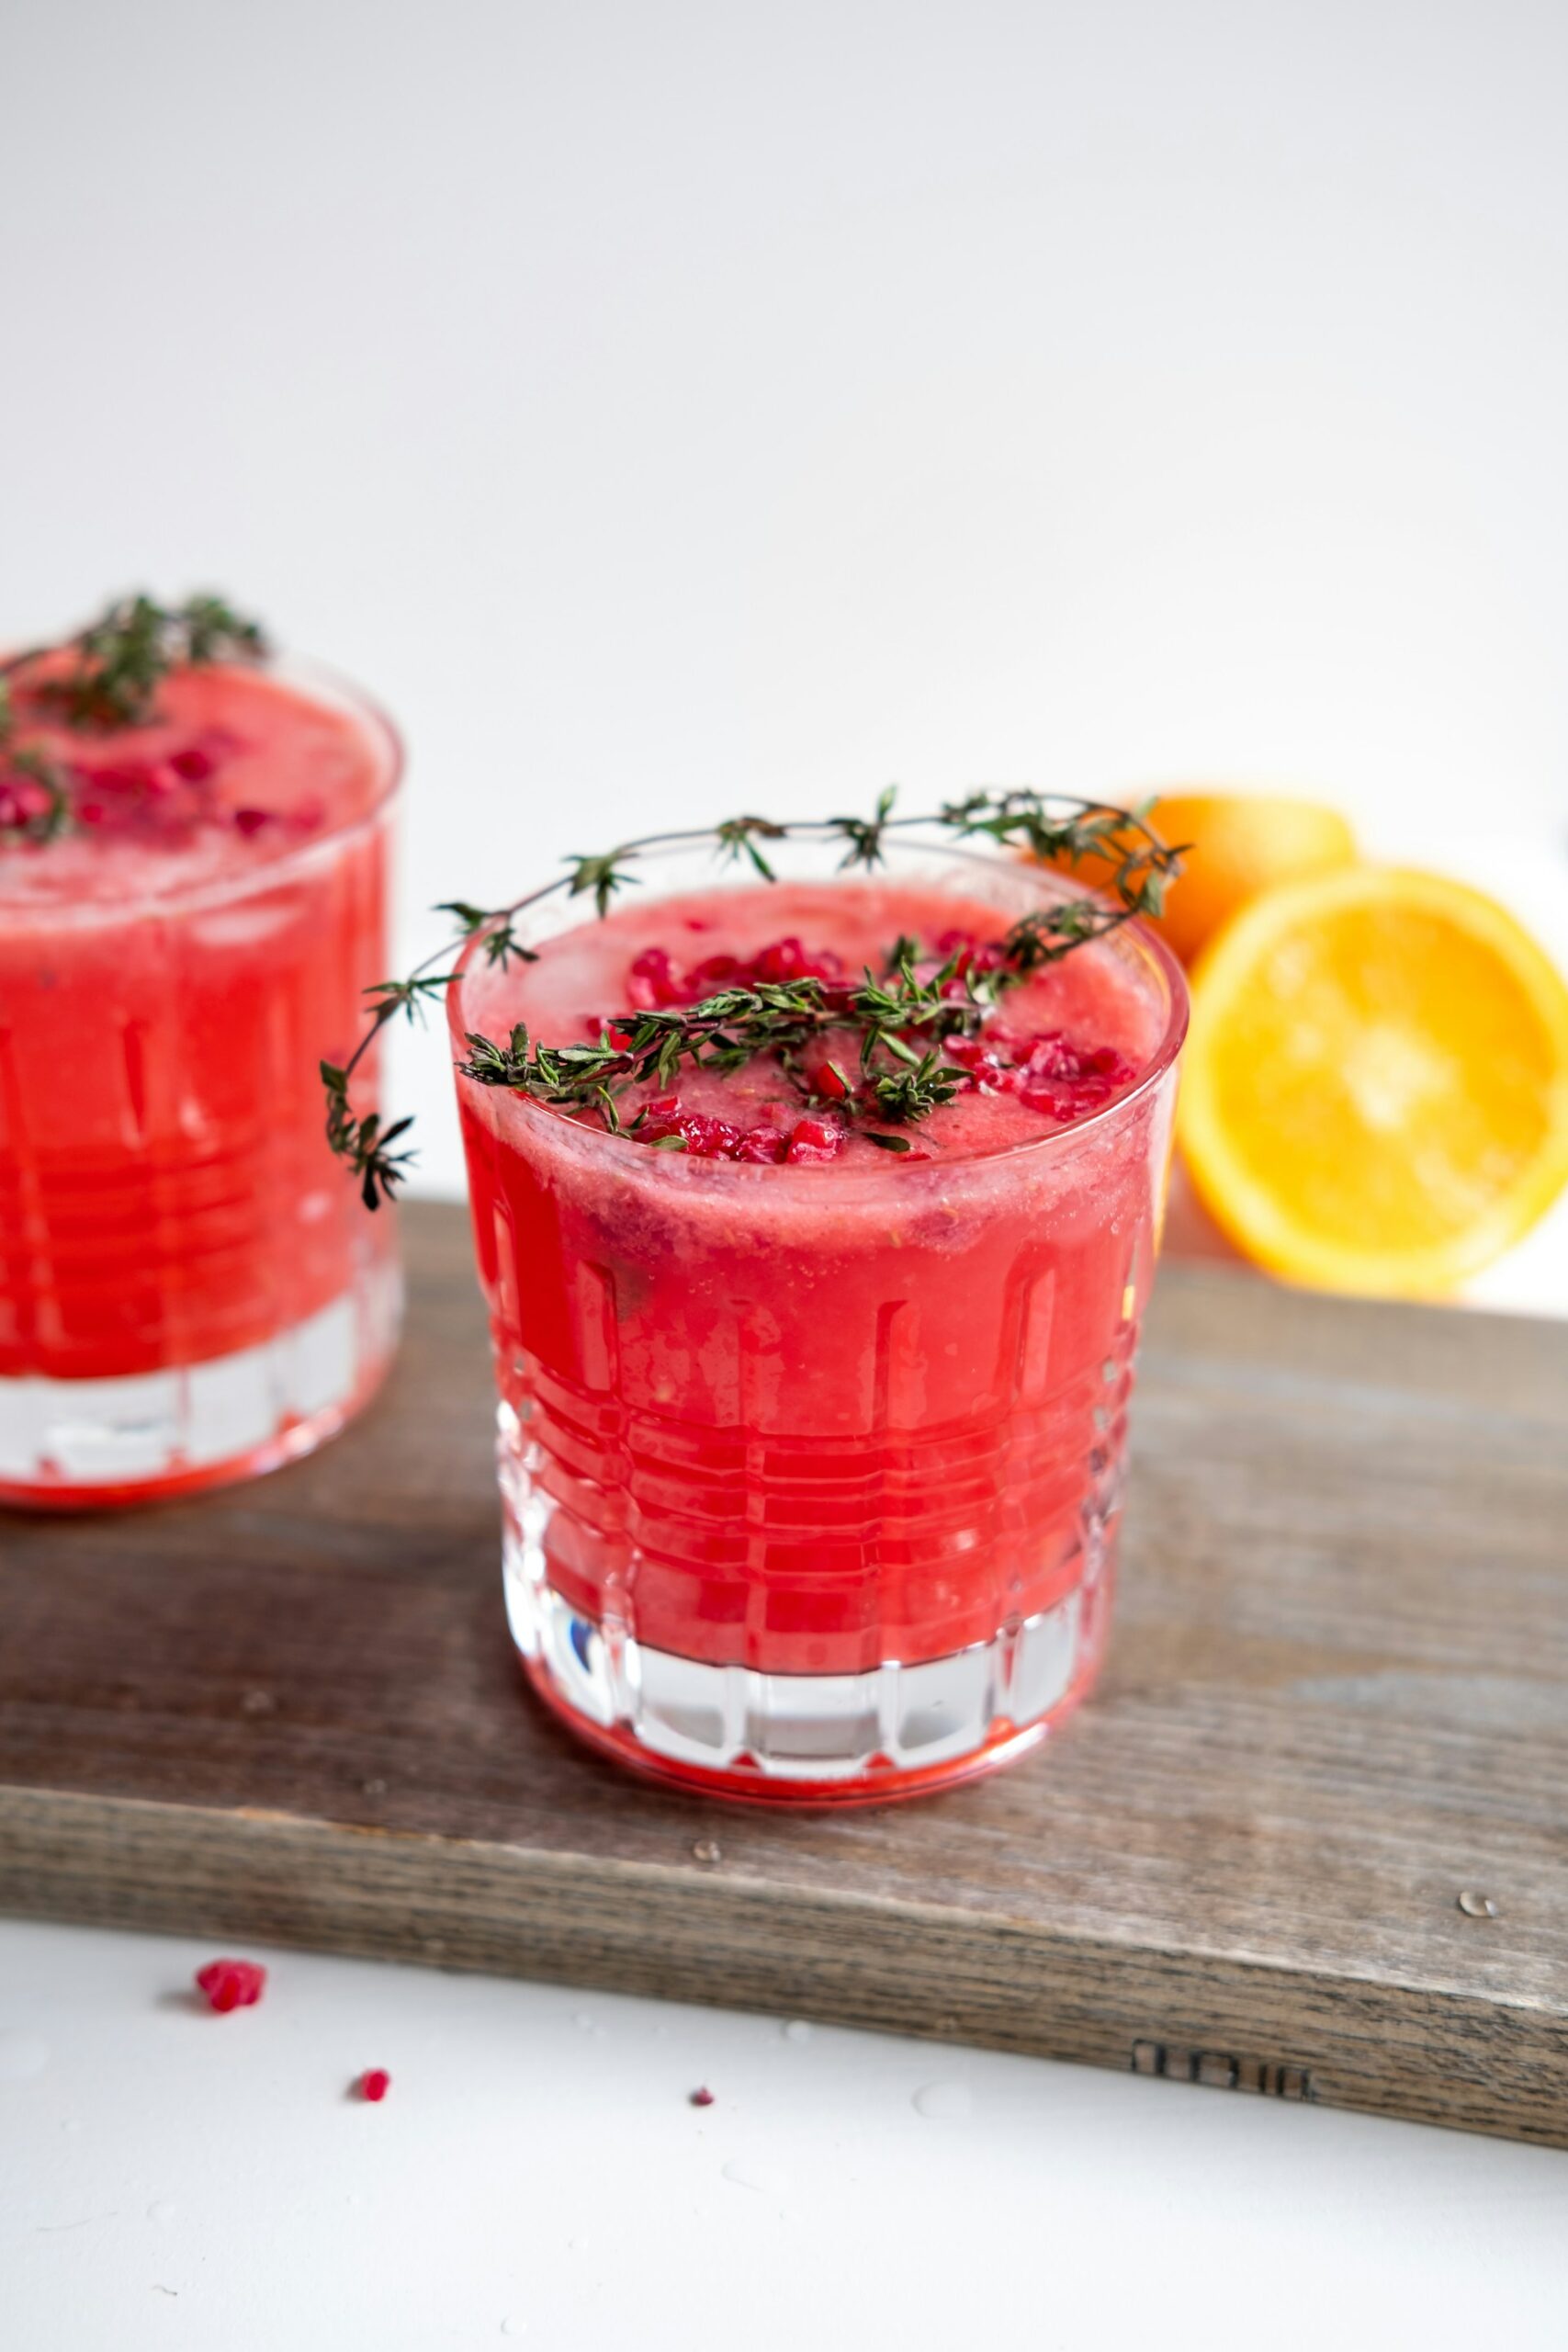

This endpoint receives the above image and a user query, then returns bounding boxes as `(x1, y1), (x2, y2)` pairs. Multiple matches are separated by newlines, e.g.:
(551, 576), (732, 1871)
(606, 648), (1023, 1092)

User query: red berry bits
(626, 935), (845, 1012)
(194, 1958), (267, 2013)
(590, 923), (1141, 1160)
(357, 2068), (392, 2103)
(0, 768), (57, 834)
(634, 1094), (849, 1165)
(690, 2086), (715, 2108)
(0, 705), (300, 850)
(941, 1025), (1135, 1118)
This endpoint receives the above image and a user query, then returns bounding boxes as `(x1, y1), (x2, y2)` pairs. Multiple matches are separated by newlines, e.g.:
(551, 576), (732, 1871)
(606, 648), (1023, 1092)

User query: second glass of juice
(453, 834), (1187, 1803)
(0, 656), (401, 1505)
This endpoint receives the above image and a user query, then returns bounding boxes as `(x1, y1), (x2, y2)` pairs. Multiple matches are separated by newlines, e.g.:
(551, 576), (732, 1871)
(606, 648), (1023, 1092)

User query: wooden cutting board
(2, 1202), (1565, 2148)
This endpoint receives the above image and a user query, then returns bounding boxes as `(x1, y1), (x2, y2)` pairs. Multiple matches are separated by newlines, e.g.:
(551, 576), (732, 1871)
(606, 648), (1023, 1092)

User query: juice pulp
(454, 847), (1186, 1801)
(0, 661), (400, 1503)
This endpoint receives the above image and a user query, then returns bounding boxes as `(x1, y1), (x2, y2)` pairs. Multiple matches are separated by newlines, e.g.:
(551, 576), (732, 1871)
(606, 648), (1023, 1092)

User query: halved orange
(1178, 867), (1568, 1297)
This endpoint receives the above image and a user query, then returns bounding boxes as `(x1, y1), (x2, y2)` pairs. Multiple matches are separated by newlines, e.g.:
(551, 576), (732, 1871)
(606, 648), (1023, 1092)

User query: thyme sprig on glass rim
(0, 593), (269, 842)
(325, 788), (1183, 1205)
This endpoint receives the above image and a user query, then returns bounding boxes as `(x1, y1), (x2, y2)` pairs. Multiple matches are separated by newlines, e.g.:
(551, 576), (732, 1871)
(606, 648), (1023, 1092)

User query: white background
(5, 0), (1568, 1252)
(4, 3), (1568, 2343)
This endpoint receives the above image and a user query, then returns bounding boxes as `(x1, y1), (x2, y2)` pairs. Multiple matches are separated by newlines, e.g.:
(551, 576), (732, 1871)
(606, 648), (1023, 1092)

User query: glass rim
(448, 826), (1190, 1180)
(0, 650), (404, 928)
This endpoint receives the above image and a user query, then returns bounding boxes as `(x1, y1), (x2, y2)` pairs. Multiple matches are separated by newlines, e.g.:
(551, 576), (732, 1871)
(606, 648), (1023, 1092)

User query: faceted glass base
(502, 1514), (1112, 1806)
(0, 1256), (400, 1509)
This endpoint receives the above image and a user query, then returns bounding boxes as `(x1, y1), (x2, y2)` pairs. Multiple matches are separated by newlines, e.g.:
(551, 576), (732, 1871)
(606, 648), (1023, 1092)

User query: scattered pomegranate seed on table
(357, 2068), (392, 2102)
(194, 1958), (266, 2013)
(690, 2086), (715, 2108)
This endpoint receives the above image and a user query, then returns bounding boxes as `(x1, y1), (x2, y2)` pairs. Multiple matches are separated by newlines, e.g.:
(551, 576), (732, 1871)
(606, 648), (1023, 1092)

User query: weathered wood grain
(2, 1201), (1565, 2146)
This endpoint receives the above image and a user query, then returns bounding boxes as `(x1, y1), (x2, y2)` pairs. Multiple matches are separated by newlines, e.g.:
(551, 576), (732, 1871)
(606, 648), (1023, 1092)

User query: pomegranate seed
(785, 1116), (844, 1165)
(684, 1114), (745, 1159)
(232, 808), (272, 837)
(194, 1958), (266, 2013)
(357, 2068), (391, 2102)
(169, 745), (216, 782)
(637, 1096), (685, 1144)
(82, 759), (159, 796)
(686, 954), (745, 995)
(737, 1125), (788, 1163)
(628, 947), (683, 1008)
(814, 1060), (851, 1102)
(1022, 1032), (1072, 1077)
(0, 775), (53, 830)
(690, 2086), (715, 2108)
(750, 935), (809, 981)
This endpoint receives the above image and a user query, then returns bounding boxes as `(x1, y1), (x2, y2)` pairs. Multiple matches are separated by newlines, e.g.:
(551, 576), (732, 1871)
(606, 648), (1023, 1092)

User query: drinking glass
(452, 832), (1187, 1802)
(0, 662), (401, 1504)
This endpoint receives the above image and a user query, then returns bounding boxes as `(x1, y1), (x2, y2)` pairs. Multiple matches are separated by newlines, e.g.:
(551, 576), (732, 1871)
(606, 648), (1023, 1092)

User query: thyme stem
(326, 788), (1179, 1202)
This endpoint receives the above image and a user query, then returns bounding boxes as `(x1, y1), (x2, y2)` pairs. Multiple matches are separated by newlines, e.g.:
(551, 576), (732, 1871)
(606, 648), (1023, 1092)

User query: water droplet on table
(722, 2158), (792, 2196)
(913, 2078), (974, 2120)
(782, 2019), (813, 2045)
(0, 2031), (49, 2082)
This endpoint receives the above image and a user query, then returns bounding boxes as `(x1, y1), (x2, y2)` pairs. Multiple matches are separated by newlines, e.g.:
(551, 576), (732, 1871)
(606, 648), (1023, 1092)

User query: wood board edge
(2, 1782), (1563, 2150)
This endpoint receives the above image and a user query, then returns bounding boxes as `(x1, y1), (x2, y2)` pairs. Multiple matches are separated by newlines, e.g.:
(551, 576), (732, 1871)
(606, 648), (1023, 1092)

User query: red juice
(453, 838), (1186, 1803)
(0, 659), (401, 1503)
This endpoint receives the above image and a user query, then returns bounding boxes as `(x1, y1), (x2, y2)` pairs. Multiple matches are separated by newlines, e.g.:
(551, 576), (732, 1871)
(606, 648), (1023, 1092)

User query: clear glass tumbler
(0, 659), (401, 1505)
(452, 833), (1187, 1803)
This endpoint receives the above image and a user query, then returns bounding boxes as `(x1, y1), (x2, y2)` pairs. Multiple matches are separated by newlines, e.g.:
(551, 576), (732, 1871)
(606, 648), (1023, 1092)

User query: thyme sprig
(1, 593), (267, 733)
(455, 922), (1034, 1132)
(323, 787), (1178, 1203)
(716, 814), (788, 878)
(320, 1061), (416, 1210)
(434, 903), (538, 969)
(0, 593), (269, 842)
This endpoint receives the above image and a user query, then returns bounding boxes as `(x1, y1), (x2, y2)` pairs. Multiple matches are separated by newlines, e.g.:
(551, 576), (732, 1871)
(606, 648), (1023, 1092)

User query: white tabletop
(4, 1919), (1566, 2351)
(6, 2), (1568, 2340)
